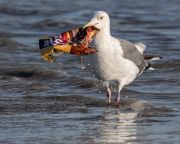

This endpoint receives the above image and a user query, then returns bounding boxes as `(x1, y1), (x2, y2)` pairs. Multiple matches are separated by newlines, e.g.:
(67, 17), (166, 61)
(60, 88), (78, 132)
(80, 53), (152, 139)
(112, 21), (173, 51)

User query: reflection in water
(97, 109), (137, 143)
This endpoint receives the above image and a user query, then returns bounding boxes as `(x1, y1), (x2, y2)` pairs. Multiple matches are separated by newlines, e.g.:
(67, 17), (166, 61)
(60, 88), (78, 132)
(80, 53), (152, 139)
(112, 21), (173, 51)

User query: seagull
(82, 11), (161, 104)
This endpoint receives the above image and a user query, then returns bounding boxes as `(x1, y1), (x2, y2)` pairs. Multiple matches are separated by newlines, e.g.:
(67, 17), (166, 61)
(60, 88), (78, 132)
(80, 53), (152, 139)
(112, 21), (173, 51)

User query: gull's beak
(83, 21), (94, 29)
(83, 19), (98, 29)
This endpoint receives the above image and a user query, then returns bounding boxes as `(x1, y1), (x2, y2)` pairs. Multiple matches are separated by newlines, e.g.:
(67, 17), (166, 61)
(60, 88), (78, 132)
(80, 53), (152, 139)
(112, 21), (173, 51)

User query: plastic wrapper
(39, 26), (99, 62)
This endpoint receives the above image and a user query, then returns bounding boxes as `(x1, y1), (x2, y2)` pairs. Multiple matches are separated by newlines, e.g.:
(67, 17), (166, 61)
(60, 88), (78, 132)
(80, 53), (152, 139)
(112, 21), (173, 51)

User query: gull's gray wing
(119, 39), (146, 74)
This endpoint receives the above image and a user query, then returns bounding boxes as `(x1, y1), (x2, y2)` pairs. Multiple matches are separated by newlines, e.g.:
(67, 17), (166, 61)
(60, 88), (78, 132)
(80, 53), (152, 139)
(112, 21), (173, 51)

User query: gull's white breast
(82, 34), (139, 86)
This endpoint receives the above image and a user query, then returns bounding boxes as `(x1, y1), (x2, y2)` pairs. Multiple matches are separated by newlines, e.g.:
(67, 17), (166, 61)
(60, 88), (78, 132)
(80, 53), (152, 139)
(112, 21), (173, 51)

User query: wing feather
(119, 39), (146, 74)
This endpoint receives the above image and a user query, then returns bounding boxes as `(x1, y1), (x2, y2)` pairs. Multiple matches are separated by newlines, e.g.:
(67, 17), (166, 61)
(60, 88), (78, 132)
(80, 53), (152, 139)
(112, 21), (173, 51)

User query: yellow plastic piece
(54, 44), (71, 53)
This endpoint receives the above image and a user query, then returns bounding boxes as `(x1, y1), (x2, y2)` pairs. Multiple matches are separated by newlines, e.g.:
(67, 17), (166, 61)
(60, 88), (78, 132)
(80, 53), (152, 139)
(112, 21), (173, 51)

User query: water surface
(0, 0), (180, 143)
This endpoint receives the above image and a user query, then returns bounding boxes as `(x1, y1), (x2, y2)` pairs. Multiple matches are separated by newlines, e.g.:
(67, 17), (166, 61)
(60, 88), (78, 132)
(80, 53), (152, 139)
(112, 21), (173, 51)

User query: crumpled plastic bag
(39, 26), (99, 63)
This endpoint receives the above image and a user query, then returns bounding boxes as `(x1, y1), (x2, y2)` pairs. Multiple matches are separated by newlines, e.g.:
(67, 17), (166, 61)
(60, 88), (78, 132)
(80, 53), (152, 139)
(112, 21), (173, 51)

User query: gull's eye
(100, 16), (103, 20)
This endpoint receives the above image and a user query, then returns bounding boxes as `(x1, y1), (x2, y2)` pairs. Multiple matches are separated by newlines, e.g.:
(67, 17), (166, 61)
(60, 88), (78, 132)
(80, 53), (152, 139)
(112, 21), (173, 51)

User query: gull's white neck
(94, 26), (111, 50)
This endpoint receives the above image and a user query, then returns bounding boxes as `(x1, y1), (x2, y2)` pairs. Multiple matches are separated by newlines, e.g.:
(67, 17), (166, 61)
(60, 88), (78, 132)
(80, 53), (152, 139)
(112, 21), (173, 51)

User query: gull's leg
(105, 82), (111, 104)
(115, 84), (123, 104)
(106, 86), (112, 104)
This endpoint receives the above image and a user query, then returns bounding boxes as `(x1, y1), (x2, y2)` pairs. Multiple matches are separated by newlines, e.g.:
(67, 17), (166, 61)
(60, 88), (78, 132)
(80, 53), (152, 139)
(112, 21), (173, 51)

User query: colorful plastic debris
(39, 26), (99, 63)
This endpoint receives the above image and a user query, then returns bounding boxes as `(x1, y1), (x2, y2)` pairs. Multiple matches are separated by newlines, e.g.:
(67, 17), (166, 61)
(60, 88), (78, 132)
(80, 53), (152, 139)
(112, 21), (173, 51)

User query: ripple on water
(0, 95), (173, 117)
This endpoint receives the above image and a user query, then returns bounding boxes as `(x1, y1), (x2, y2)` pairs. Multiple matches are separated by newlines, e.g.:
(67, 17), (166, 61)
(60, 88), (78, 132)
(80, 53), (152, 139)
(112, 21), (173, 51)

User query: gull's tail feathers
(144, 55), (163, 71)
(144, 55), (162, 61)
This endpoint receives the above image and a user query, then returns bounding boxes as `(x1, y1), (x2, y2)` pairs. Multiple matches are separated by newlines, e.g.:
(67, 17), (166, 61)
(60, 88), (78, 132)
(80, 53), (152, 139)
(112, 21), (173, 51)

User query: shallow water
(0, 0), (180, 143)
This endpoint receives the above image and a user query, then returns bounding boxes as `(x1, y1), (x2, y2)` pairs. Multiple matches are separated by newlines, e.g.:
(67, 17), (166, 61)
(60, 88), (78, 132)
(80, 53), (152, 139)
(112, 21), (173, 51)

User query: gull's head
(83, 11), (110, 32)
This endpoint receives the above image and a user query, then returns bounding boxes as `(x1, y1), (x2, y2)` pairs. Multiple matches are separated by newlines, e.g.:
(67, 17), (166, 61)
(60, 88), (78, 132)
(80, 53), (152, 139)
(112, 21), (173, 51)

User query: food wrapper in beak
(39, 26), (99, 63)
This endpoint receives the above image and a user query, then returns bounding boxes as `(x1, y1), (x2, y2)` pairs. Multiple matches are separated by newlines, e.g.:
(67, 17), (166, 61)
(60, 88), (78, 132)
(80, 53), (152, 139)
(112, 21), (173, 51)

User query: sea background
(0, 0), (180, 143)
